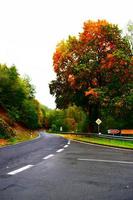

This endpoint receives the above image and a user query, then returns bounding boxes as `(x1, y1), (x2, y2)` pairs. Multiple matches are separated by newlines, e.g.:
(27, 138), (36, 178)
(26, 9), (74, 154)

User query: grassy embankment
(0, 128), (38, 147)
(0, 107), (39, 147)
(60, 134), (133, 149)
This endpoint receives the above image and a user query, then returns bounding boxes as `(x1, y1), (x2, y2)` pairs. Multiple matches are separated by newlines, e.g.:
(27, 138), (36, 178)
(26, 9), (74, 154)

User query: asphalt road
(0, 132), (133, 200)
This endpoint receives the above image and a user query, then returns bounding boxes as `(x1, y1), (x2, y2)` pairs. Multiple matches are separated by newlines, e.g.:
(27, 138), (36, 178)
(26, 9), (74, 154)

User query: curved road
(0, 132), (133, 200)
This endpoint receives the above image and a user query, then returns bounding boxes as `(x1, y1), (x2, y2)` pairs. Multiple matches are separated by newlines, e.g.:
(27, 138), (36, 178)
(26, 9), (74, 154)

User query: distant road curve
(0, 131), (68, 174)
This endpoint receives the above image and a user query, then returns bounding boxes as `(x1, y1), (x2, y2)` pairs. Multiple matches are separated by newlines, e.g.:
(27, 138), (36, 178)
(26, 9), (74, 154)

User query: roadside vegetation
(0, 19), (133, 147)
(47, 105), (88, 133)
(0, 129), (38, 147)
(60, 134), (133, 149)
(0, 64), (46, 146)
(0, 64), (47, 130)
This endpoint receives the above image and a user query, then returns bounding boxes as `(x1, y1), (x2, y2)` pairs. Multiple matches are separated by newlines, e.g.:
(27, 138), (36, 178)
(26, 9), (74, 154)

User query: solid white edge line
(43, 154), (54, 160)
(78, 158), (133, 164)
(7, 165), (34, 175)
(72, 139), (133, 152)
(67, 140), (70, 145)
(56, 149), (64, 153)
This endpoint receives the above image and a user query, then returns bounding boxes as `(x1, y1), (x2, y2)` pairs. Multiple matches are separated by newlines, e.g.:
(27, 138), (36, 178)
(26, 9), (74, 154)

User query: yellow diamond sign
(96, 118), (102, 125)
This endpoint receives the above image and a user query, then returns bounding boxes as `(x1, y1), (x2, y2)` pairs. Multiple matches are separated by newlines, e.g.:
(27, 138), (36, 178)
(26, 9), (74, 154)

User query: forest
(0, 64), (88, 138)
(0, 20), (133, 139)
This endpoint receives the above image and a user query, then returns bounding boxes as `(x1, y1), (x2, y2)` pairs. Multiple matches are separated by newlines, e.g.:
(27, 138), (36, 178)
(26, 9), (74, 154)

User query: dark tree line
(0, 64), (45, 129)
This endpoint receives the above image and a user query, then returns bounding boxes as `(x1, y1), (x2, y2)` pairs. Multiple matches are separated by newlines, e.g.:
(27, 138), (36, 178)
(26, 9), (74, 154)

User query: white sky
(0, 0), (132, 109)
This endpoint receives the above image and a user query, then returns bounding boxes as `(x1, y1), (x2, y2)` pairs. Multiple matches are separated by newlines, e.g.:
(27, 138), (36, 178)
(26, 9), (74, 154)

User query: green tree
(126, 20), (133, 52)
(46, 105), (88, 132)
(0, 64), (35, 111)
(0, 64), (44, 130)
(19, 99), (39, 129)
(64, 105), (88, 132)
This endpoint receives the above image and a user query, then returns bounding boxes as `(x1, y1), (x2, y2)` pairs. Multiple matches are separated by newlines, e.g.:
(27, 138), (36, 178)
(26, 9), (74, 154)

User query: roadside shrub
(0, 118), (16, 138)
(51, 124), (57, 132)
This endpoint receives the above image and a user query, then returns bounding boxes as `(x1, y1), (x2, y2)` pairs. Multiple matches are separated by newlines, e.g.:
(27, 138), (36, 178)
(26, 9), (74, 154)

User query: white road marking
(78, 158), (133, 165)
(68, 140), (70, 145)
(56, 149), (64, 153)
(43, 154), (54, 160)
(73, 140), (133, 152)
(64, 145), (68, 148)
(7, 165), (34, 175)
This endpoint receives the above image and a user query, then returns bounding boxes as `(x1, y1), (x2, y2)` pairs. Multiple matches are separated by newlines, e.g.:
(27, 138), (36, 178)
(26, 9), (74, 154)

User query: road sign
(96, 118), (102, 125)
(108, 129), (120, 134)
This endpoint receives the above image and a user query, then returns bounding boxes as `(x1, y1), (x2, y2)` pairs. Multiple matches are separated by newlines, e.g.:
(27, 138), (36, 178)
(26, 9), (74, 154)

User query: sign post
(60, 126), (63, 132)
(95, 118), (102, 134)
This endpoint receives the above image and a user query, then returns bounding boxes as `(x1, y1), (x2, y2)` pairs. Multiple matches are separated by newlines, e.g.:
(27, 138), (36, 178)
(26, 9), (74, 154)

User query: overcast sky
(0, 0), (132, 109)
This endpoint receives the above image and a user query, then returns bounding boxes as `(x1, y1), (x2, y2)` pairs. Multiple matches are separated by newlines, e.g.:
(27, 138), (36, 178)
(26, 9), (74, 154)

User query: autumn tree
(64, 105), (87, 132)
(49, 20), (133, 131)
(46, 105), (87, 132)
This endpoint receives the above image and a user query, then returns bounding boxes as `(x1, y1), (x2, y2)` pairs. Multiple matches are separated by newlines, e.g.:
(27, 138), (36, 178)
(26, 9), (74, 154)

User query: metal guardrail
(59, 132), (97, 136)
(98, 134), (133, 141)
(58, 132), (133, 141)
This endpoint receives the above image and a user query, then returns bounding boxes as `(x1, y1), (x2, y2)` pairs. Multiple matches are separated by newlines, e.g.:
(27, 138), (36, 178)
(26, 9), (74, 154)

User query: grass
(0, 108), (39, 147)
(59, 134), (133, 149)
(0, 139), (8, 147)
(0, 130), (39, 147)
(8, 130), (39, 145)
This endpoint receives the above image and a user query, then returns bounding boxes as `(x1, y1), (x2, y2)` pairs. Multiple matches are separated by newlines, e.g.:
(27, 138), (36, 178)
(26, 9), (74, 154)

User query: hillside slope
(0, 107), (38, 147)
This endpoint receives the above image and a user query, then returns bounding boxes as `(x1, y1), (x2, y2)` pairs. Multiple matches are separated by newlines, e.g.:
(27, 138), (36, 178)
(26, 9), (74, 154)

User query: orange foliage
(101, 53), (115, 69)
(85, 88), (98, 97)
(68, 74), (76, 86)
(80, 20), (109, 42)
(0, 139), (8, 146)
(53, 63), (59, 73)
(53, 51), (62, 72)
(107, 54), (113, 59)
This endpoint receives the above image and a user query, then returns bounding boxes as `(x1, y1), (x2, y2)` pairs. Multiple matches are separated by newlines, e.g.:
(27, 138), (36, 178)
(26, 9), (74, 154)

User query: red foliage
(53, 51), (62, 72)
(91, 78), (98, 86)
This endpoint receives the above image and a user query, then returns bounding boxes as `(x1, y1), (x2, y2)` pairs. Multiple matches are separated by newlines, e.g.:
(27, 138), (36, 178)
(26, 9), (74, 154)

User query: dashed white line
(43, 154), (54, 160)
(78, 158), (133, 165)
(64, 145), (68, 148)
(7, 165), (34, 175)
(56, 149), (64, 153)
(7, 142), (70, 176)
(6, 141), (70, 176)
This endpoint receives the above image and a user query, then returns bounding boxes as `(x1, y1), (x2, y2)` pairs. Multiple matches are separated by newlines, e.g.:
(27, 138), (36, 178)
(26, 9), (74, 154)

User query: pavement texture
(0, 132), (133, 200)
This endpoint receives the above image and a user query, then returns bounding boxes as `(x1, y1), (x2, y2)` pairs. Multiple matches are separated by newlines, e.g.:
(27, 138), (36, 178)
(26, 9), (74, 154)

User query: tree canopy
(0, 64), (46, 130)
(126, 20), (133, 52)
(49, 20), (133, 131)
(46, 105), (87, 132)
